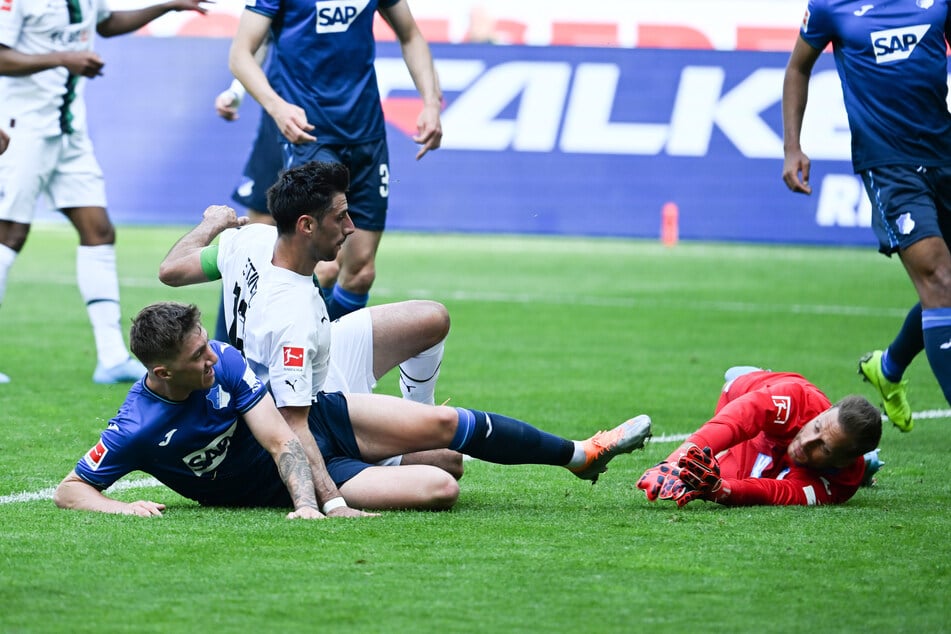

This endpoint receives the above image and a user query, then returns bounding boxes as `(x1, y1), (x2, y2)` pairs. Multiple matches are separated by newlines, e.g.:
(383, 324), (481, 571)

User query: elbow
(157, 263), (184, 287)
(52, 483), (73, 510)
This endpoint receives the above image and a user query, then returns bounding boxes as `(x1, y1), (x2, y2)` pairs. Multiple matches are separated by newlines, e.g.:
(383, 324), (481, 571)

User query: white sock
(0, 243), (17, 304)
(568, 441), (587, 468)
(77, 245), (128, 368)
(398, 339), (445, 405)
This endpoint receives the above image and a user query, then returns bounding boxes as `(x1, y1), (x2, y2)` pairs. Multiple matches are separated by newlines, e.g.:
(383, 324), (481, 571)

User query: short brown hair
(129, 302), (202, 367)
(835, 395), (882, 457)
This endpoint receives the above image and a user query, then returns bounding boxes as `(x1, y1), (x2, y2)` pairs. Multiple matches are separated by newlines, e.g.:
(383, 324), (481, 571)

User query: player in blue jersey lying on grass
(54, 301), (651, 517)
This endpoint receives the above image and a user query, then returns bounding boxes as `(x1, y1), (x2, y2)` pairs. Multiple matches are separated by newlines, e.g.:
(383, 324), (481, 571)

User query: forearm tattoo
(277, 439), (320, 510)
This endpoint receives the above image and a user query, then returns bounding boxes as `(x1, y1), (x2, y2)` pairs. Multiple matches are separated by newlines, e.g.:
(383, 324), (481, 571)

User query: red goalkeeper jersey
(669, 371), (865, 506)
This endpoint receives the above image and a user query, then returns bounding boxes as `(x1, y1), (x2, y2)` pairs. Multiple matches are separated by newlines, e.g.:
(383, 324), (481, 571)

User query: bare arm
(96, 0), (209, 38)
(215, 37), (271, 121)
(229, 11), (315, 143)
(781, 35), (822, 195)
(242, 395), (327, 518)
(158, 205), (247, 287)
(379, 0), (442, 160)
(0, 44), (103, 78)
(54, 471), (166, 516)
(277, 404), (375, 518)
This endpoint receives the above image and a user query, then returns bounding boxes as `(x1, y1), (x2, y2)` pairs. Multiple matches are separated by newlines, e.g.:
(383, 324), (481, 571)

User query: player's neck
(271, 238), (317, 277)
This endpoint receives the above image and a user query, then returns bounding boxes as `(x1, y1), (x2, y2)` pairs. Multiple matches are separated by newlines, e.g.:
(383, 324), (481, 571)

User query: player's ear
(297, 213), (314, 235)
(152, 364), (172, 380)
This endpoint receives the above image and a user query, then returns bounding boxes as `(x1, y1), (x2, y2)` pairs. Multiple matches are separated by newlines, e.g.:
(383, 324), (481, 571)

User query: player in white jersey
(160, 204), (459, 477)
(0, 0), (208, 384)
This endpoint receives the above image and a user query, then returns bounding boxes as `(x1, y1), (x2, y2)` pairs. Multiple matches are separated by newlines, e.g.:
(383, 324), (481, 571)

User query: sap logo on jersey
(871, 25), (930, 63)
(316, 0), (369, 34)
(184, 421), (237, 476)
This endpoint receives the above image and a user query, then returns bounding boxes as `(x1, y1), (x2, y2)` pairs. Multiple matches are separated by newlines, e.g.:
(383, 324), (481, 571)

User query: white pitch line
(5, 411), (950, 506)
(0, 476), (161, 505)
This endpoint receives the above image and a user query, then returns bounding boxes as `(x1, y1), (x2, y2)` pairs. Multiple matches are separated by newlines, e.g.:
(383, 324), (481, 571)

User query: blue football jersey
(800, 0), (951, 171)
(247, 0), (400, 144)
(74, 341), (292, 507)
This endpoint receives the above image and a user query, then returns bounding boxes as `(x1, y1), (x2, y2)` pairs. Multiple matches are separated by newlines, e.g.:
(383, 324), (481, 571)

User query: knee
(414, 300), (451, 344)
(77, 220), (115, 246)
(917, 268), (951, 306)
(0, 223), (29, 252)
(424, 472), (460, 510)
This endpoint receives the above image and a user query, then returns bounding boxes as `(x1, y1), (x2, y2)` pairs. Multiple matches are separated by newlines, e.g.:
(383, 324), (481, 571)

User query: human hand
(637, 462), (686, 502)
(168, 0), (212, 15)
(286, 505), (325, 520)
(125, 500), (165, 516)
(202, 204), (247, 230)
(61, 51), (104, 78)
(215, 89), (241, 121)
(782, 149), (812, 195)
(0, 128), (9, 155)
(272, 102), (316, 144)
(677, 446), (726, 503)
(413, 102), (443, 160)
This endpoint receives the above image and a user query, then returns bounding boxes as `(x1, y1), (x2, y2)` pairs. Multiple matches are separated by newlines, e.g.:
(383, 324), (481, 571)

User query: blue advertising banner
(81, 38), (942, 245)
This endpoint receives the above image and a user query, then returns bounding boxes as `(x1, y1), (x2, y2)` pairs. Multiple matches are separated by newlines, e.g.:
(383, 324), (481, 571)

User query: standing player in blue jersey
(228, 0), (443, 321)
(781, 0), (951, 431)
(54, 301), (653, 515)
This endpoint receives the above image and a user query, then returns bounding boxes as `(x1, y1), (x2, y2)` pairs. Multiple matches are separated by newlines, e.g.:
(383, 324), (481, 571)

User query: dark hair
(266, 161), (350, 236)
(129, 302), (202, 367)
(834, 395), (882, 457)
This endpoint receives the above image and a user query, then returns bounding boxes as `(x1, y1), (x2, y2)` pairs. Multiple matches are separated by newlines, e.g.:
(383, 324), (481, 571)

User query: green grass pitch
(0, 224), (948, 632)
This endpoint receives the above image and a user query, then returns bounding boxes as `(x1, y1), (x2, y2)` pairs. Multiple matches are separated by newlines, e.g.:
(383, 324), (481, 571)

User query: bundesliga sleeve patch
(83, 439), (108, 471)
(801, 8), (810, 33)
(282, 346), (305, 369)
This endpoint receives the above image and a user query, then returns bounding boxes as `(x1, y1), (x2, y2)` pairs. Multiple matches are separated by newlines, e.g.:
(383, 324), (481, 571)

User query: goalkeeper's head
(834, 394), (883, 456)
(787, 395), (882, 470)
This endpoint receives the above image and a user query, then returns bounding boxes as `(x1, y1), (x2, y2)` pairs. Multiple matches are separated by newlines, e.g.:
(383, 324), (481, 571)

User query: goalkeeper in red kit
(637, 368), (882, 507)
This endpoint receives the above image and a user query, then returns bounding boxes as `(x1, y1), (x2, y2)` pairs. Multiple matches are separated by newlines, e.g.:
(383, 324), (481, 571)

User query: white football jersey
(216, 224), (276, 353)
(216, 224), (332, 407)
(0, 0), (110, 136)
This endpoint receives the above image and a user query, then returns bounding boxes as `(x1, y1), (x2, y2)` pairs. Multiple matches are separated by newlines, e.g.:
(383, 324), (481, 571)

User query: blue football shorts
(285, 138), (389, 232)
(861, 164), (951, 255)
(308, 390), (378, 485)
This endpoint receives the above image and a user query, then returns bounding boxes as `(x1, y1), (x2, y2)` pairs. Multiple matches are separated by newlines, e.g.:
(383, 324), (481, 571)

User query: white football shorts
(325, 307), (377, 394)
(324, 307), (404, 467)
(0, 128), (106, 223)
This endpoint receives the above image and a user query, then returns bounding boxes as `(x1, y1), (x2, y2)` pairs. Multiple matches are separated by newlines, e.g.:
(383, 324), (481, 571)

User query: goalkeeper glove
(637, 462), (690, 503)
(677, 446), (727, 503)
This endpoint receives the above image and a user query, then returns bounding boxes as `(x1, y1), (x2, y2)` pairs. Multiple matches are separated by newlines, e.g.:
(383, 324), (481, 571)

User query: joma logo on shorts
(871, 25), (929, 63)
(315, 0), (370, 34)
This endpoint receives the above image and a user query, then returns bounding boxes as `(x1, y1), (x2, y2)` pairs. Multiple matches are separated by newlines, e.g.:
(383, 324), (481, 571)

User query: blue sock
(922, 307), (951, 406)
(325, 284), (368, 320)
(882, 303), (923, 381)
(449, 407), (574, 466)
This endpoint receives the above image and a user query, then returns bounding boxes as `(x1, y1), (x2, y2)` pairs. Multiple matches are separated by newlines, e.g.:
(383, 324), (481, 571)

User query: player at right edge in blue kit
(782, 0), (951, 431)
